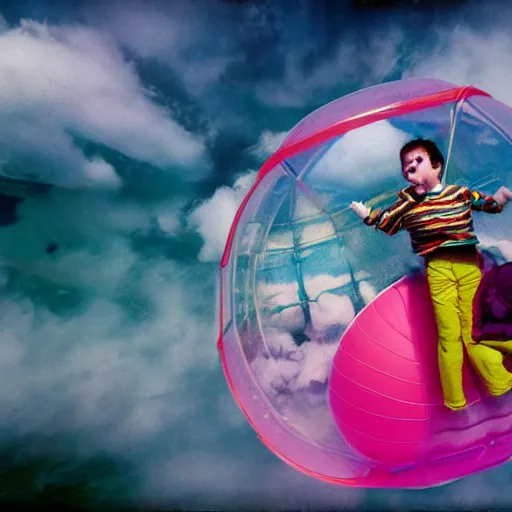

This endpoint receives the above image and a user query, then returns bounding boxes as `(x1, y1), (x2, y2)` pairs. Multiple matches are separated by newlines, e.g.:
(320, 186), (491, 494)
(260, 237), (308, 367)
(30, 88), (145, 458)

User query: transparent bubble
(218, 78), (512, 487)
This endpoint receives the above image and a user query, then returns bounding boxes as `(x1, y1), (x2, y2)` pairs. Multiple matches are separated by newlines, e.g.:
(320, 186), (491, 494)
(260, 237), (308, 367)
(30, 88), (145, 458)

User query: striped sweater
(364, 184), (503, 257)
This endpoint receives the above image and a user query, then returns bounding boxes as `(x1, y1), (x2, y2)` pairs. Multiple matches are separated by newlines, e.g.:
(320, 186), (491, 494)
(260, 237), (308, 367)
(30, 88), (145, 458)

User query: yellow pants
(426, 248), (512, 410)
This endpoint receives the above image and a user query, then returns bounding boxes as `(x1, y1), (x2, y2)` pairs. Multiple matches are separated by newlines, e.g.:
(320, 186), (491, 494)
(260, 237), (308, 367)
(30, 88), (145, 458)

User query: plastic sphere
(217, 77), (512, 488)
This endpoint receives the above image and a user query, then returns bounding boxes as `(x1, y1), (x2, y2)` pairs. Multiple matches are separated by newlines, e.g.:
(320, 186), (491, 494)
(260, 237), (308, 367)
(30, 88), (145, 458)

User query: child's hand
(350, 201), (370, 219)
(493, 186), (512, 206)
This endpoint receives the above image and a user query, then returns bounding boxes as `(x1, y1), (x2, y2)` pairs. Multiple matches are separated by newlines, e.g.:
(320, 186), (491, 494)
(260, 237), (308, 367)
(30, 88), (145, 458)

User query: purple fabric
(472, 262), (512, 342)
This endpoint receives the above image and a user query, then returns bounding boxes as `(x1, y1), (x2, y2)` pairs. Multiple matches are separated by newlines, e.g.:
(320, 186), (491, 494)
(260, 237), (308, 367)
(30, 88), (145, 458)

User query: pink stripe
(220, 85), (491, 268)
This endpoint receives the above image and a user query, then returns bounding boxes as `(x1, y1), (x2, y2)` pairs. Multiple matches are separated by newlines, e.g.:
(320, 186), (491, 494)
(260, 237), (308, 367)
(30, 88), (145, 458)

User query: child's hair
(400, 138), (445, 177)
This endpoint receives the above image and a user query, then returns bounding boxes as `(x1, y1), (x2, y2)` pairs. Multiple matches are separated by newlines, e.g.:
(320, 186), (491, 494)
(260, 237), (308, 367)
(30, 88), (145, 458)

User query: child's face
(401, 147), (442, 195)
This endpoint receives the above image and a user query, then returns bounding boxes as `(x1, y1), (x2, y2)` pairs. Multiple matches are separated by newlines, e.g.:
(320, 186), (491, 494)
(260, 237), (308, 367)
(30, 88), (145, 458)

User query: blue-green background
(0, 0), (511, 510)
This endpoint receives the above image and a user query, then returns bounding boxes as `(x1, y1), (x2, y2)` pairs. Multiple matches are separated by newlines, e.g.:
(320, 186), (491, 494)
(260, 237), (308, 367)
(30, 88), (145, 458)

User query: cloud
(0, 120), (121, 189)
(406, 25), (512, 106)
(86, 0), (238, 97)
(0, 19), (206, 188)
(188, 171), (257, 262)
(89, 1), (405, 113)
(256, 27), (404, 108)
(0, 215), (218, 450)
(0, 15), (7, 34)
(258, 272), (372, 338)
(251, 130), (289, 160)
(146, 446), (365, 511)
(308, 120), (410, 191)
(0, 189), (139, 294)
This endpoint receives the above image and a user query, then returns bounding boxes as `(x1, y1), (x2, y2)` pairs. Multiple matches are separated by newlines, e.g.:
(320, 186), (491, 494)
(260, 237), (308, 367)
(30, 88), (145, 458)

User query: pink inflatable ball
(328, 273), (483, 466)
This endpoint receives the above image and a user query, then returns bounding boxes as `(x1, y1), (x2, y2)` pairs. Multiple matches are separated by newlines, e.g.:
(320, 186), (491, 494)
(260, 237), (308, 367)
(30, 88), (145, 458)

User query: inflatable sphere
(217, 78), (512, 488)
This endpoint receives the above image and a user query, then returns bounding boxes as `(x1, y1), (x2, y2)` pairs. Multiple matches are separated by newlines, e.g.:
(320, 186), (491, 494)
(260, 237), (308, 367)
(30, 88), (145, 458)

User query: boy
(350, 138), (512, 411)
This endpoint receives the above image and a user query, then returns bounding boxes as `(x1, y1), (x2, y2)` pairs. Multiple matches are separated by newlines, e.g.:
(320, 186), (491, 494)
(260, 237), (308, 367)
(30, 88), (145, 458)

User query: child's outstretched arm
(470, 186), (512, 213)
(350, 195), (409, 236)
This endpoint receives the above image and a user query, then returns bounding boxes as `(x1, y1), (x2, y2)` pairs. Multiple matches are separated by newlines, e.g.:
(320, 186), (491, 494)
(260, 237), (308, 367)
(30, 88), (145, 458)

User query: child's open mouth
(412, 183), (428, 194)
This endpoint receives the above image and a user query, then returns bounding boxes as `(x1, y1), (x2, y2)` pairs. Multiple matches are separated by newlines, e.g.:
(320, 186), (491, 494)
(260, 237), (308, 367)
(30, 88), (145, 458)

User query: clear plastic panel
(218, 267), (231, 337)
(251, 180), (350, 448)
(289, 103), (454, 215)
(446, 97), (512, 264)
(229, 167), (293, 366)
(224, 167), (372, 477)
(281, 78), (457, 147)
(220, 324), (371, 480)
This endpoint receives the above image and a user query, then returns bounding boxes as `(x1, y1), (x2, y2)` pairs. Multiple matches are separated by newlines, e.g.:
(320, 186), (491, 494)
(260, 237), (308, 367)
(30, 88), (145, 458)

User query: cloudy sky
(2, 0), (512, 510)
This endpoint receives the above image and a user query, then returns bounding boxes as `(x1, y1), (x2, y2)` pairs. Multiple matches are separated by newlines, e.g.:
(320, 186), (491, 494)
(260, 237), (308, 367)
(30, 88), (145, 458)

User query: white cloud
(309, 119), (409, 189)
(248, 333), (340, 418)
(189, 171), (257, 262)
(87, 1), (237, 97)
(0, 176), (221, 459)
(0, 20), (206, 188)
(406, 26), (512, 107)
(358, 280), (378, 304)
(258, 281), (304, 332)
(251, 272), (363, 407)
(264, 329), (302, 359)
(90, 1), (404, 112)
(83, 158), (122, 189)
(0, 249), (217, 447)
(152, 202), (185, 236)
(292, 341), (339, 390)
(251, 130), (288, 160)
(310, 293), (355, 332)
